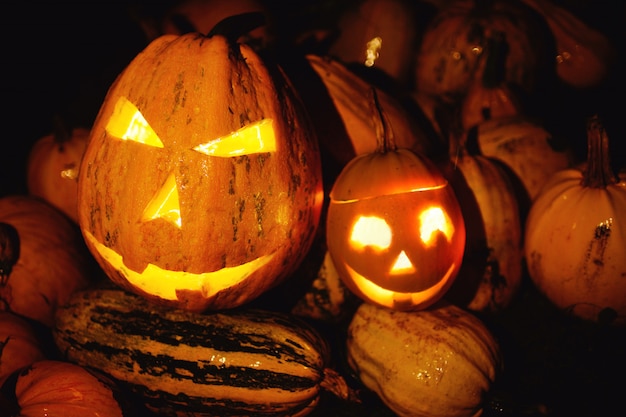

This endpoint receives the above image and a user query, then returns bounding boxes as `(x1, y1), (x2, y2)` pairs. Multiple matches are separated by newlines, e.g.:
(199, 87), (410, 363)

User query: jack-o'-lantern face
(326, 148), (465, 311)
(77, 33), (323, 312)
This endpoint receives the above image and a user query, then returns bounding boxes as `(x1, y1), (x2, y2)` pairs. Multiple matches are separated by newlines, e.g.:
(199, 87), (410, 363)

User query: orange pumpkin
(326, 90), (465, 311)
(0, 311), (45, 386)
(1, 360), (127, 417)
(0, 195), (93, 327)
(77, 15), (324, 312)
(26, 125), (89, 223)
(525, 116), (626, 326)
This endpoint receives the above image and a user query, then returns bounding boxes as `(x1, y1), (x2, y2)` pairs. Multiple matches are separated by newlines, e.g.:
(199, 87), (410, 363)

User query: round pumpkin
(0, 195), (93, 327)
(77, 17), (324, 312)
(26, 125), (90, 223)
(0, 311), (45, 387)
(1, 360), (126, 417)
(326, 91), (465, 311)
(525, 116), (626, 326)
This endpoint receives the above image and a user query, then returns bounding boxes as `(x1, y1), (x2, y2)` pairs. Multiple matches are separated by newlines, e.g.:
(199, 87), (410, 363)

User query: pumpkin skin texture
(26, 126), (89, 223)
(347, 301), (503, 417)
(1, 360), (125, 417)
(77, 30), (323, 312)
(525, 117), (626, 326)
(0, 311), (45, 387)
(0, 195), (93, 327)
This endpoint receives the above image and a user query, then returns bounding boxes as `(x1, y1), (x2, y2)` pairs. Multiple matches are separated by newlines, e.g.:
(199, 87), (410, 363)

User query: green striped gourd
(53, 286), (356, 417)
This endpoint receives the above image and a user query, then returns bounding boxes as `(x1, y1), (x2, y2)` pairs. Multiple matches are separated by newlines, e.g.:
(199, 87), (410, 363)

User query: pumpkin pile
(1, 1), (625, 416)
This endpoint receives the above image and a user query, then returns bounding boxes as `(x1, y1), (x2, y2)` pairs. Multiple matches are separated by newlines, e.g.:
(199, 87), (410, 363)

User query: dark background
(1, 1), (625, 416)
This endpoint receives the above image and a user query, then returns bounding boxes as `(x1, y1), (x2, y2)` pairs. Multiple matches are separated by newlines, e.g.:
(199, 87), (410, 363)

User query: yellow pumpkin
(77, 17), (323, 312)
(525, 116), (626, 326)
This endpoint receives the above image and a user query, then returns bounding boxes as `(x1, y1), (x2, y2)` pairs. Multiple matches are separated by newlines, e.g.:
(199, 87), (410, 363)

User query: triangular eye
(105, 97), (164, 148)
(193, 119), (275, 157)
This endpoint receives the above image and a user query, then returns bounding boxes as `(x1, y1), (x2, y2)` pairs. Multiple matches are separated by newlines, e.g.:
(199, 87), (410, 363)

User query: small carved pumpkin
(77, 14), (324, 312)
(525, 116), (626, 326)
(326, 90), (465, 311)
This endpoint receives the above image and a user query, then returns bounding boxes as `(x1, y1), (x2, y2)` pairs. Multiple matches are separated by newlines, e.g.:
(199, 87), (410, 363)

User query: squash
(521, 0), (617, 89)
(347, 300), (503, 417)
(26, 122), (89, 224)
(297, 54), (442, 170)
(0, 311), (45, 386)
(414, 0), (554, 104)
(459, 31), (524, 131)
(53, 286), (358, 417)
(0, 195), (93, 327)
(525, 116), (626, 326)
(77, 13), (324, 312)
(443, 129), (523, 313)
(475, 114), (575, 202)
(326, 89), (465, 311)
(0, 360), (127, 417)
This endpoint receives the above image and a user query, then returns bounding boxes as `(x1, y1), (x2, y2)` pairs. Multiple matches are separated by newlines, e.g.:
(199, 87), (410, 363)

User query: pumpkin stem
(581, 115), (618, 189)
(369, 87), (396, 153)
(0, 222), (20, 286)
(207, 11), (266, 41)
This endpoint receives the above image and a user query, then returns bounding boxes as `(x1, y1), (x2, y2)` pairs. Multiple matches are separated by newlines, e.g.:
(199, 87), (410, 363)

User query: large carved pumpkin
(77, 16), (324, 312)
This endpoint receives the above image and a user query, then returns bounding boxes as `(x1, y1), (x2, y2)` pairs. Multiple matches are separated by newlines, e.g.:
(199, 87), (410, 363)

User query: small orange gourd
(525, 116), (626, 326)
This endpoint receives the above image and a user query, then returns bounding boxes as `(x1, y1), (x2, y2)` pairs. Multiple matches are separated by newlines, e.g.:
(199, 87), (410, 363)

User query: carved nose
(142, 172), (182, 228)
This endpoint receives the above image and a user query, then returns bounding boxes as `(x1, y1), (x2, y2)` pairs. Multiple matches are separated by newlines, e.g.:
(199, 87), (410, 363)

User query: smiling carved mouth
(84, 230), (274, 301)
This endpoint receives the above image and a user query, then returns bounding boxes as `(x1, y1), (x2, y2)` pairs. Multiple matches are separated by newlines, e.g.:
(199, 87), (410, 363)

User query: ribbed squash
(347, 301), (503, 417)
(443, 130), (523, 313)
(77, 14), (323, 312)
(53, 286), (357, 417)
(475, 115), (574, 201)
(302, 54), (440, 169)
